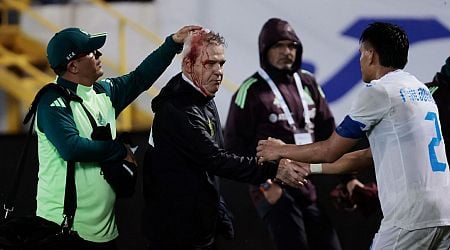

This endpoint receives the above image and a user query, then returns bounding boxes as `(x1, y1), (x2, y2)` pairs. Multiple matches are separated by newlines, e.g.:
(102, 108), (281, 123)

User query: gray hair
(182, 29), (226, 64)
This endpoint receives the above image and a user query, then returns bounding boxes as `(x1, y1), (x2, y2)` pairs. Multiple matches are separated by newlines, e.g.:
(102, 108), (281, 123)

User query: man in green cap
(36, 24), (201, 249)
(426, 56), (450, 160)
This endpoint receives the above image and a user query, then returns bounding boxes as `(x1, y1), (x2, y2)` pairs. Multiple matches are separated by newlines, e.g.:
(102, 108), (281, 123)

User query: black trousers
(147, 241), (217, 250)
(254, 186), (342, 250)
(76, 238), (117, 250)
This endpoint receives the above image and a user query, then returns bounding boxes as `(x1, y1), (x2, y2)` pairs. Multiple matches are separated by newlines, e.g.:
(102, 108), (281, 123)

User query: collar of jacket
(263, 64), (296, 84)
(56, 76), (80, 92)
(151, 73), (214, 113)
(56, 76), (97, 95)
(180, 76), (215, 104)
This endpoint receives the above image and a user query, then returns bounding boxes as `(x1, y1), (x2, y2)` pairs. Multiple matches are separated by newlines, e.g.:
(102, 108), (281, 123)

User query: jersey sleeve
(336, 84), (390, 139)
(36, 90), (126, 163)
(101, 35), (182, 116)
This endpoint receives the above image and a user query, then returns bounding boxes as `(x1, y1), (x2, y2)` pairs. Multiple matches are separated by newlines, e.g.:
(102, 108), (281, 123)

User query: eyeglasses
(55, 50), (102, 73)
(71, 50), (102, 61)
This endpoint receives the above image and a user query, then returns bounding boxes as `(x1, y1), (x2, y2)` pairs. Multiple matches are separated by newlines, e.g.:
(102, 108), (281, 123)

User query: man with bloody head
(143, 29), (306, 249)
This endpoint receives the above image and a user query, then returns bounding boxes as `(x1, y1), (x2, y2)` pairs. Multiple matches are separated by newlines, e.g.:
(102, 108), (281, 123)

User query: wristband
(310, 163), (323, 174)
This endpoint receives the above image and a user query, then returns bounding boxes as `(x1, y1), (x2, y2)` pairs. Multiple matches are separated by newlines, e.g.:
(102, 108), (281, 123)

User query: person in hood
(225, 17), (346, 250)
(426, 56), (450, 160)
(142, 29), (306, 250)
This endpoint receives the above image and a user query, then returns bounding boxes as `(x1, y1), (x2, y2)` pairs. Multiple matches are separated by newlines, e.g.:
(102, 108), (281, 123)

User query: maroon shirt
(224, 69), (335, 156)
(426, 71), (450, 160)
(224, 17), (336, 204)
(225, 17), (335, 156)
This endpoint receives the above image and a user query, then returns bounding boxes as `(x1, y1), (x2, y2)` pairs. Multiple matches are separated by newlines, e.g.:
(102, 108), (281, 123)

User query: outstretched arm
(108, 25), (203, 115)
(324, 147), (373, 174)
(256, 131), (359, 164)
(305, 147), (373, 174)
(277, 148), (373, 192)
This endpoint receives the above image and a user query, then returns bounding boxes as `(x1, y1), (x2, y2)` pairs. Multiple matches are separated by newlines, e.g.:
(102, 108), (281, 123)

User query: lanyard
(258, 68), (313, 132)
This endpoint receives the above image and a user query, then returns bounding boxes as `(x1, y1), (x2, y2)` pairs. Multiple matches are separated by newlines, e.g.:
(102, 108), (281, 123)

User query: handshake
(272, 158), (312, 188)
(256, 137), (312, 189)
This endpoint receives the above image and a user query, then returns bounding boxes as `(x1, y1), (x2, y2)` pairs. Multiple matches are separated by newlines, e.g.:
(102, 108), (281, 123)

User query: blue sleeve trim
(335, 115), (366, 139)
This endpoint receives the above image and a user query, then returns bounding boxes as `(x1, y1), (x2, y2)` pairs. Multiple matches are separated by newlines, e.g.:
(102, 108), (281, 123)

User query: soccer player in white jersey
(256, 22), (450, 249)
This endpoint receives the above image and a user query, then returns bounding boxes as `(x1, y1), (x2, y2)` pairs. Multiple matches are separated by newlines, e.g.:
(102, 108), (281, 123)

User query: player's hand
(256, 137), (285, 163)
(275, 158), (308, 188)
(172, 25), (203, 44)
(346, 178), (365, 197)
(267, 137), (285, 145)
(292, 161), (312, 175)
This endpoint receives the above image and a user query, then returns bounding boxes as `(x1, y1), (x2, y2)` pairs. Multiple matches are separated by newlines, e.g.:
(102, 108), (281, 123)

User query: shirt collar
(182, 73), (204, 95)
(56, 76), (94, 98)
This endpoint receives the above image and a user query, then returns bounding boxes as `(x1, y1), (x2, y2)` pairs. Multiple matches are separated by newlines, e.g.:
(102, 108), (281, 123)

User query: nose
(213, 63), (224, 75)
(94, 50), (102, 59)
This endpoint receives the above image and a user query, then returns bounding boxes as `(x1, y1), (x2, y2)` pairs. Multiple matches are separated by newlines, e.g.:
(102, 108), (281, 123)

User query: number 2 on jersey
(425, 111), (447, 172)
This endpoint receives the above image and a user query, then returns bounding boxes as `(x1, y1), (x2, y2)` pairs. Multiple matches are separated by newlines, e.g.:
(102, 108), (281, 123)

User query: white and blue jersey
(336, 70), (450, 230)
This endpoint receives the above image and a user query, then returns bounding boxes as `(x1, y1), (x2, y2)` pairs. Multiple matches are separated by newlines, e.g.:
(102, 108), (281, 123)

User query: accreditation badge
(294, 133), (313, 145)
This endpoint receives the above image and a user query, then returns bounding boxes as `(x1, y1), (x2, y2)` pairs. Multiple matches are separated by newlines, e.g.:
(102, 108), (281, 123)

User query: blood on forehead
(186, 33), (206, 64)
(184, 33), (209, 95)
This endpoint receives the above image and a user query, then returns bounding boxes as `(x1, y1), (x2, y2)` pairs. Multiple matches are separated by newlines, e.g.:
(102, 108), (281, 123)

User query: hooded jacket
(144, 73), (278, 248)
(426, 57), (450, 160)
(259, 17), (303, 73)
(226, 17), (334, 156)
(225, 18), (336, 208)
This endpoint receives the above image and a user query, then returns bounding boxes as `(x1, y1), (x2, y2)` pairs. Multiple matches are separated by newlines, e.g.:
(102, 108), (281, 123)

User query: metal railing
(0, 0), (238, 133)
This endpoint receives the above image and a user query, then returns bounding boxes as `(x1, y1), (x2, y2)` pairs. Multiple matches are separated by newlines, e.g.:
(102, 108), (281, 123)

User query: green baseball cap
(47, 27), (107, 69)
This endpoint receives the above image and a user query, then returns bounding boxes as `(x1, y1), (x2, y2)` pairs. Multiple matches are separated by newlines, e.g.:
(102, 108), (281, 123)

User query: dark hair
(53, 65), (67, 76)
(360, 22), (409, 69)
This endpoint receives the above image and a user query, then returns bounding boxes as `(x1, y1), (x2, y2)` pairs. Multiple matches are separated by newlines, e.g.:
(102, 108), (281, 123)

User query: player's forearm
(321, 148), (373, 174)
(281, 140), (340, 163)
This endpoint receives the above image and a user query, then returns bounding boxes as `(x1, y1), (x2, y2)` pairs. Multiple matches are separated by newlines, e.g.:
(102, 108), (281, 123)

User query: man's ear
(368, 49), (376, 65)
(67, 61), (78, 74)
(183, 58), (193, 74)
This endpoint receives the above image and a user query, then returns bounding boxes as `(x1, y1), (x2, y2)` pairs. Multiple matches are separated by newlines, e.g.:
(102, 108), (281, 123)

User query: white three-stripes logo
(49, 97), (66, 108)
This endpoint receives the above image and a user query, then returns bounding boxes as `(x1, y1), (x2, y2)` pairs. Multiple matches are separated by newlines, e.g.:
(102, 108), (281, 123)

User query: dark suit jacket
(143, 73), (277, 249)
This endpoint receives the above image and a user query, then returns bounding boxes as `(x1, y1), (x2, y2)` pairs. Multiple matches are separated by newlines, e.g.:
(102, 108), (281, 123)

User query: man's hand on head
(172, 25), (203, 44)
